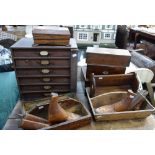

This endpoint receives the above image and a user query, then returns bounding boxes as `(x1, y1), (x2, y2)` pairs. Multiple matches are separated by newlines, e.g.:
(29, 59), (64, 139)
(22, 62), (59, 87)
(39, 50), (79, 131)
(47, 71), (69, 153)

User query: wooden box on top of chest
(11, 38), (78, 100)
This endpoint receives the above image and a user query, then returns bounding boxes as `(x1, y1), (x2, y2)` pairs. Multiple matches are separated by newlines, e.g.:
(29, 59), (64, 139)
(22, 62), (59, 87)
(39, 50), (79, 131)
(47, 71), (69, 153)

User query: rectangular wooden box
(11, 38), (78, 101)
(22, 97), (91, 130)
(86, 47), (131, 67)
(32, 26), (70, 46)
(86, 91), (155, 121)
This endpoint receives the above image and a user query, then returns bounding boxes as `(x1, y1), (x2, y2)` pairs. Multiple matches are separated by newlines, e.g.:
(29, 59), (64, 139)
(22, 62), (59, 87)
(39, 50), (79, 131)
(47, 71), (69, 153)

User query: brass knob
(41, 69), (50, 74)
(42, 78), (51, 82)
(41, 60), (50, 65)
(40, 51), (48, 56)
(102, 71), (109, 75)
(43, 86), (51, 90)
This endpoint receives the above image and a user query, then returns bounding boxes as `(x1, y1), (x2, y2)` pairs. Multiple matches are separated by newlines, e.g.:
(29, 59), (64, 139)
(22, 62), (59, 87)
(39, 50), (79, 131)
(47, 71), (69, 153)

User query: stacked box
(82, 47), (131, 87)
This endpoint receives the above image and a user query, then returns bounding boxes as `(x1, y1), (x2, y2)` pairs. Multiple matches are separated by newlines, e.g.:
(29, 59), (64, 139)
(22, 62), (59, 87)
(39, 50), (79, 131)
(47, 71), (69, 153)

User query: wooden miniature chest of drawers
(11, 38), (78, 100)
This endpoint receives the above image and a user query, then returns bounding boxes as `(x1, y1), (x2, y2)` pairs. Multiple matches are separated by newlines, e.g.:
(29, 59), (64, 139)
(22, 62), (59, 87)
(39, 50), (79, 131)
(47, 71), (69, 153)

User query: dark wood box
(11, 38), (78, 101)
(86, 64), (126, 79)
(86, 47), (131, 67)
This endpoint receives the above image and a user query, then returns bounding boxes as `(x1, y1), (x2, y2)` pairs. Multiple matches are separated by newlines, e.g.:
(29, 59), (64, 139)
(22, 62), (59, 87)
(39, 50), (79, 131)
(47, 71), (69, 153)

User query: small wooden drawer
(13, 49), (71, 57)
(15, 59), (70, 67)
(20, 85), (70, 92)
(20, 91), (70, 101)
(86, 64), (126, 79)
(16, 68), (70, 76)
(18, 76), (70, 84)
(21, 93), (51, 100)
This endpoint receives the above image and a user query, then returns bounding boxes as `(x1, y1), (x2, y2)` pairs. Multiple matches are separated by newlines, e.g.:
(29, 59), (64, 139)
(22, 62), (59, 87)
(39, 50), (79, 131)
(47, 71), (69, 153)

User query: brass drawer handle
(41, 60), (50, 65)
(102, 71), (109, 75)
(42, 78), (51, 82)
(41, 69), (50, 74)
(40, 51), (49, 56)
(43, 86), (51, 90)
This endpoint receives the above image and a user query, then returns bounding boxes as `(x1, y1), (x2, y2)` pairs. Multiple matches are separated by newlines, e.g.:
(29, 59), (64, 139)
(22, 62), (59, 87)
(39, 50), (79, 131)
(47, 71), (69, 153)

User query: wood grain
(86, 90), (155, 121)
